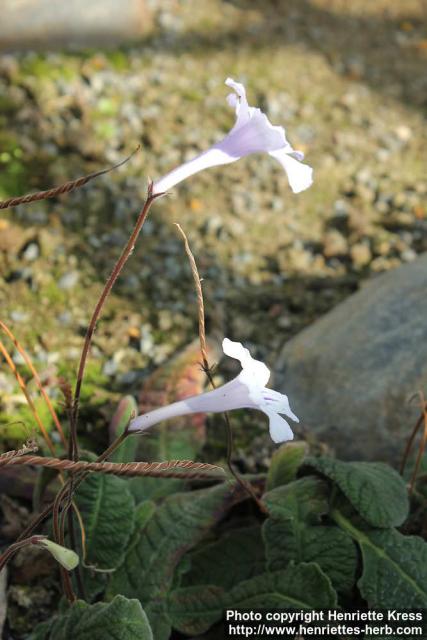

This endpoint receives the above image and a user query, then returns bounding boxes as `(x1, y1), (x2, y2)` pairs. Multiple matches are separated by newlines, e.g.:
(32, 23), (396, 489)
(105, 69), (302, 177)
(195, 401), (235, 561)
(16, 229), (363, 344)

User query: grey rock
(0, 0), (153, 51)
(275, 254), (427, 464)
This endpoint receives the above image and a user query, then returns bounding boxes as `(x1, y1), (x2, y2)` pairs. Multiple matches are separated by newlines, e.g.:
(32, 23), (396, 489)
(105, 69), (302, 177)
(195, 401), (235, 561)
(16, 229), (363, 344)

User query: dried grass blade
(0, 340), (56, 455)
(0, 321), (67, 447)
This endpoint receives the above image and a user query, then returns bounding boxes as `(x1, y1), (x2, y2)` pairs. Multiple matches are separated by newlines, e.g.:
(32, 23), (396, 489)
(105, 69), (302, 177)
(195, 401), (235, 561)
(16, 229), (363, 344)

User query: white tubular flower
(128, 338), (299, 443)
(152, 78), (313, 195)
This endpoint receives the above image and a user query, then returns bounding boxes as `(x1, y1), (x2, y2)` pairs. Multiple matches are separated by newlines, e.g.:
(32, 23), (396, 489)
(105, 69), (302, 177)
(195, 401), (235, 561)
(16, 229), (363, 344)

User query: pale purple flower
(128, 338), (299, 443)
(152, 78), (313, 195)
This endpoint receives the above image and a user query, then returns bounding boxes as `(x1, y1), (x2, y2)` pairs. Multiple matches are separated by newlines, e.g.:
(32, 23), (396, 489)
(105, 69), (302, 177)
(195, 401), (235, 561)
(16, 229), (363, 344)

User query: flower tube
(128, 338), (299, 443)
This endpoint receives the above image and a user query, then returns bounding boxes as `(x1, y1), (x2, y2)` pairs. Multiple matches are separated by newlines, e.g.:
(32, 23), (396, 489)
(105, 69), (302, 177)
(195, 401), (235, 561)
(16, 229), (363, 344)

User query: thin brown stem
(400, 407), (425, 475)
(16, 432), (134, 543)
(52, 482), (69, 544)
(97, 431), (129, 463)
(51, 477), (79, 604)
(58, 397), (131, 559)
(60, 569), (77, 603)
(0, 535), (46, 573)
(57, 186), (159, 564)
(0, 534), (76, 602)
(58, 183), (158, 561)
(67, 507), (86, 600)
(49, 433), (131, 563)
(409, 394), (427, 494)
(221, 410), (267, 513)
(70, 186), (161, 460)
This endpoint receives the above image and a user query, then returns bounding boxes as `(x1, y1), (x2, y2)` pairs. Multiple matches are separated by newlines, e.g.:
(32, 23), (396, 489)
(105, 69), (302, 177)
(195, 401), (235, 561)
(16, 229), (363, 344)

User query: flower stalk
(70, 184), (163, 460)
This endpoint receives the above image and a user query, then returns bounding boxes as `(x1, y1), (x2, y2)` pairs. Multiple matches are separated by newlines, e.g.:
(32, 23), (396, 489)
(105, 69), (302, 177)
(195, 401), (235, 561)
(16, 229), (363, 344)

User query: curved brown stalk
(400, 394), (426, 476)
(70, 185), (163, 461)
(409, 394), (427, 494)
(0, 535), (46, 574)
(16, 431), (130, 543)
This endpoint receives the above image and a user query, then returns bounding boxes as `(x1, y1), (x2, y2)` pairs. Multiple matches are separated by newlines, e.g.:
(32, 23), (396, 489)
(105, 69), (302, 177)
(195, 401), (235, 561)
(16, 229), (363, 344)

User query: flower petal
(225, 77), (253, 129)
(289, 150), (305, 162)
(217, 110), (286, 158)
(222, 337), (251, 363)
(266, 411), (294, 443)
(259, 388), (299, 423)
(269, 148), (313, 193)
(222, 338), (270, 387)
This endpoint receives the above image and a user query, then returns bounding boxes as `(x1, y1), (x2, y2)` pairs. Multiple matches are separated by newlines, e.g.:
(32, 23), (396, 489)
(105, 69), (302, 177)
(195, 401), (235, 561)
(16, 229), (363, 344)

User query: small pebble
(22, 242), (39, 261)
(351, 243), (372, 268)
(58, 271), (80, 290)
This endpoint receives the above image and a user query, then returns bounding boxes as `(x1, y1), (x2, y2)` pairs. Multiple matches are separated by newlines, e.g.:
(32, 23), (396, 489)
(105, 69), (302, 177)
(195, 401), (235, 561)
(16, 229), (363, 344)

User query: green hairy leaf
(266, 441), (308, 490)
(264, 521), (357, 593)
(359, 529), (427, 608)
(304, 457), (409, 527)
(182, 525), (265, 590)
(264, 475), (330, 522)
(169, 563), (337, 636)
(108, 481), (242, 638)
(142, 601), (171, 640)
(29, 595), (153, 640)
(333, 510), (427, 608)
(128, 476), (185, 504)
(108, 481), (240, 601)
(263, 477), (357, 591)
(76, 473), (135, 570)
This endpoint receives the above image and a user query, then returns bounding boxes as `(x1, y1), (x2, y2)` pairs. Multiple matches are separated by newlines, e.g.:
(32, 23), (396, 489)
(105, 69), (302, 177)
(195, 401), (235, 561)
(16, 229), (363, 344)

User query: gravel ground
(0, 0), (426, 448)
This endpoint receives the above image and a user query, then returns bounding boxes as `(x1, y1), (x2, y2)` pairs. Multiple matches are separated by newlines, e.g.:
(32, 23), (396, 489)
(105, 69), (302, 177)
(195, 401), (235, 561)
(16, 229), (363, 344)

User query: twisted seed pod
(0, 455), (226, 480)
(0, 443), (38, 461)
(0, 147), (139, 210)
